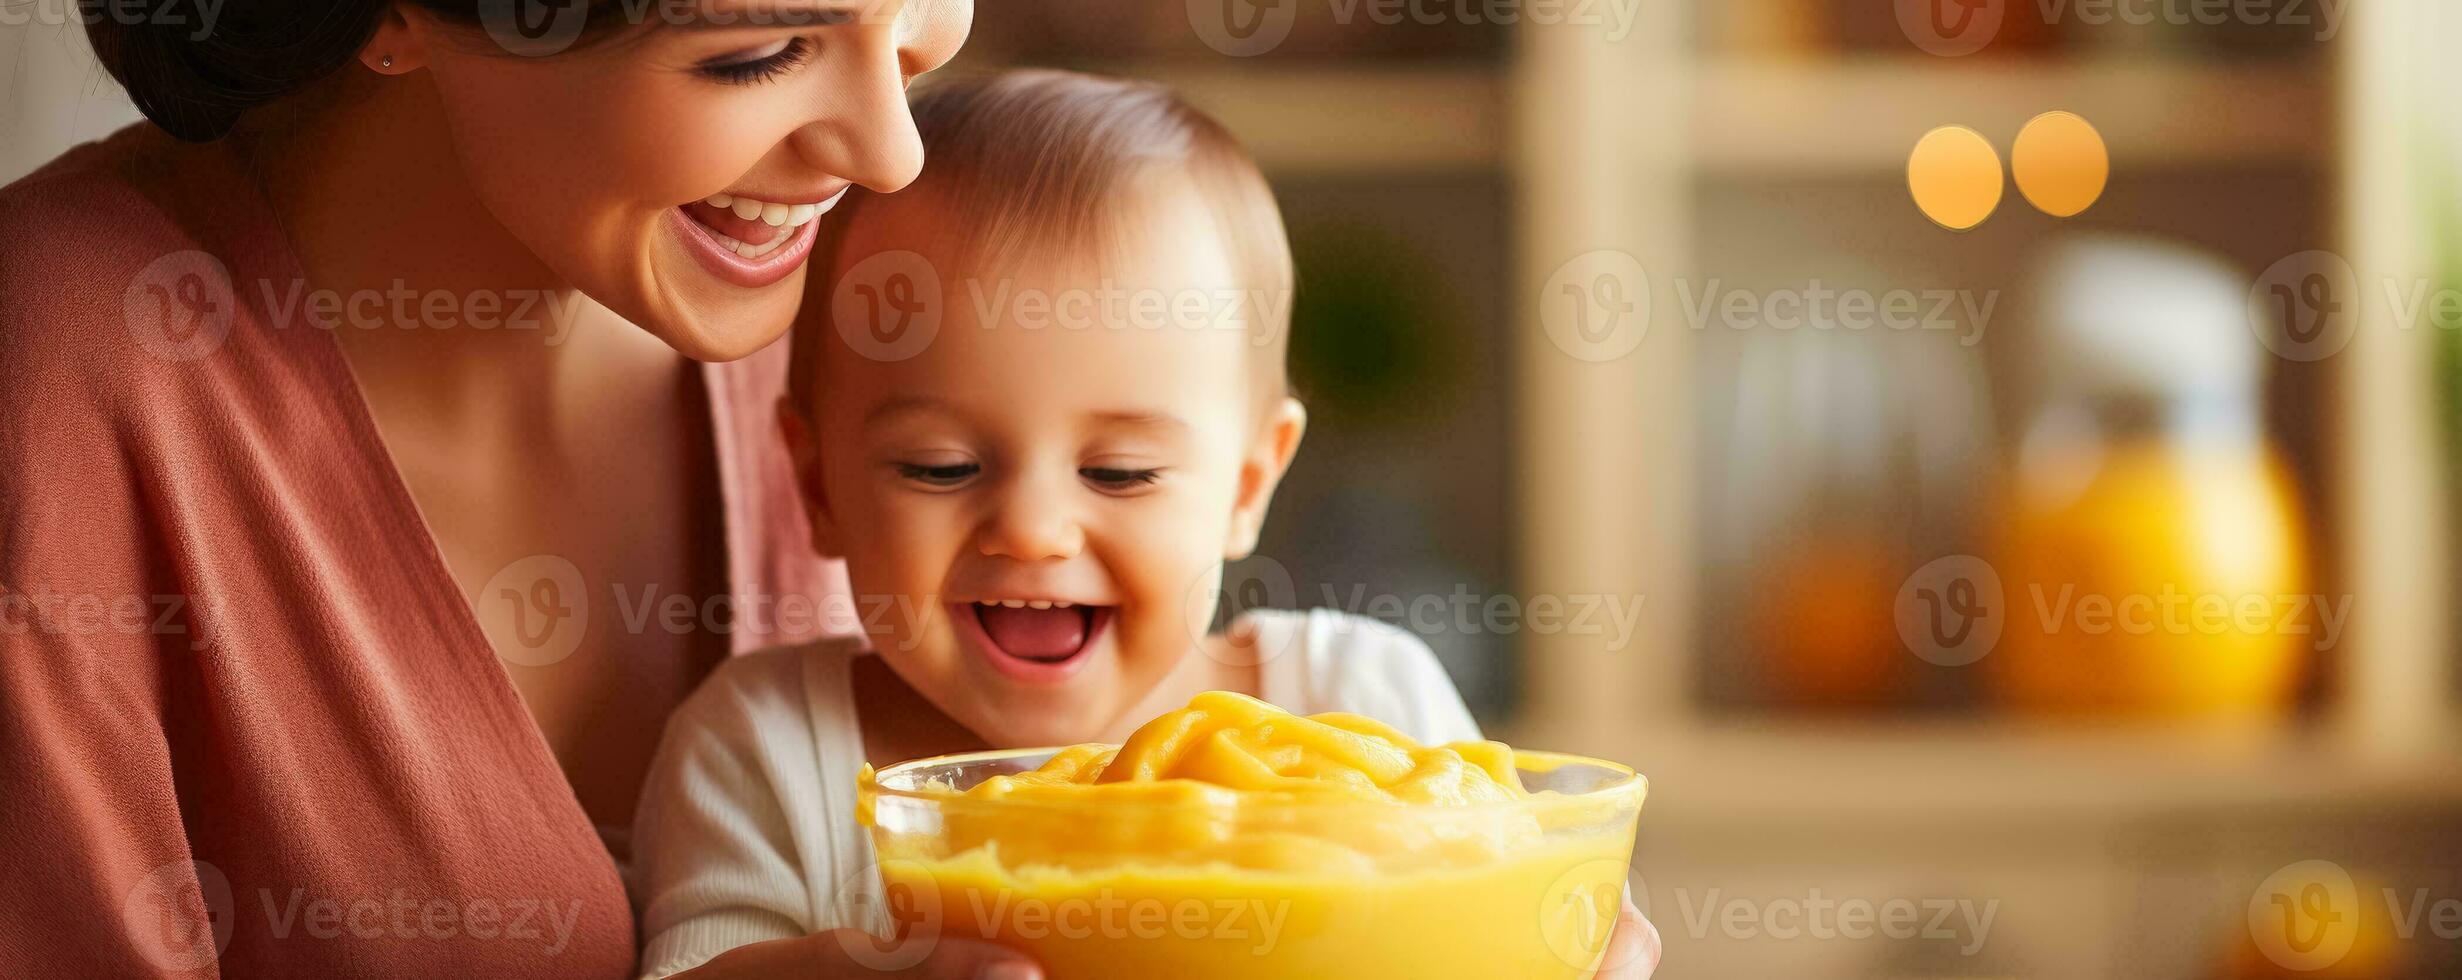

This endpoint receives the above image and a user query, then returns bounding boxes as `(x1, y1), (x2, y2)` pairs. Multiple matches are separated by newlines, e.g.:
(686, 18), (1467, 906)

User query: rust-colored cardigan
(0, 126), (847, 977)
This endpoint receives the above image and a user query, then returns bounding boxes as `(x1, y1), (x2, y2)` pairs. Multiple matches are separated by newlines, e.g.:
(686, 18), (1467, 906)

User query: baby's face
(803, 185), (1298, 747)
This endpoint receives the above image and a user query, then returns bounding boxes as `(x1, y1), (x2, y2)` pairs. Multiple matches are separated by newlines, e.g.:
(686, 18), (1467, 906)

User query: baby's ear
(1224, 397), (1308, 560)
(775, 397), (845, 559)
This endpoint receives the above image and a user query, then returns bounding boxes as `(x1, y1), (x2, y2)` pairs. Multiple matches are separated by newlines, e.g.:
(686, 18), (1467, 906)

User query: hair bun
(83, 0), (382, 142)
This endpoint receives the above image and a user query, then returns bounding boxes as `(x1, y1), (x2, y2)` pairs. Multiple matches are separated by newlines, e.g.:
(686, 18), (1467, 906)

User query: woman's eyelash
(696, 36), (814, 85)
(1082, 467), (1164, 487)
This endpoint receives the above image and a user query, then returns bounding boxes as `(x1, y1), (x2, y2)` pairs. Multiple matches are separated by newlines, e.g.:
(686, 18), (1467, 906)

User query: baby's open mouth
(967, 600), (1114, 667)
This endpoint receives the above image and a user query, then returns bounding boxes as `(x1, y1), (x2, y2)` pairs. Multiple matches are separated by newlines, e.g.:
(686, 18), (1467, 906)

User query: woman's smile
(670, 185), (851, 287)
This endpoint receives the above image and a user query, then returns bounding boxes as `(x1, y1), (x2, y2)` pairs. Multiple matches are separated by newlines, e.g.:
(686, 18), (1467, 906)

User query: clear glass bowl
(858, 747), (1646, 979)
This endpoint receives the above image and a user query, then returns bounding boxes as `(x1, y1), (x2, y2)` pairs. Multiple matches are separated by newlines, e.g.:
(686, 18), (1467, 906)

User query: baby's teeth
(705, 194), (734, 208)
(787, 204), (817, 225)
(1027, 600), (1053, 610)
(731, 198), (763, 221)
(761, 202), (789, 226)
(1053, 601), (1074, 609)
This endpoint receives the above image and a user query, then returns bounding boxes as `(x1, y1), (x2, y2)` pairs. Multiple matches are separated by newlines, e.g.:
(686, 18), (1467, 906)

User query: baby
(630, 70), (1483, 977)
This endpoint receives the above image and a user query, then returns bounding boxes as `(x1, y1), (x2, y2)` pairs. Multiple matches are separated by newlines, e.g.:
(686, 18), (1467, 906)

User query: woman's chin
(630, 281), (804, 363)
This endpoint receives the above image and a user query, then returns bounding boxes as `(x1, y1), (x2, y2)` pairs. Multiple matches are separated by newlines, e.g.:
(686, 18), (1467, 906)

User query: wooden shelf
(1526, 719), (2462, 843)
(1111, 57), (2325, 177)
(1692, 56), (2331, 175)
(1108, 63), (1506, 175)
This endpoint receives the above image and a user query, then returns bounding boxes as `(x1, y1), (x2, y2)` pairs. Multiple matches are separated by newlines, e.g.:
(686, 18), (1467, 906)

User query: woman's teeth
(696, 192), (838, 259)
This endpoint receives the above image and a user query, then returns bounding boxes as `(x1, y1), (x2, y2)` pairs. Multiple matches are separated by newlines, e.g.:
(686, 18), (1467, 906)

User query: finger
(916, 938), (1042, 980)
(1595, 901), (1662, 980)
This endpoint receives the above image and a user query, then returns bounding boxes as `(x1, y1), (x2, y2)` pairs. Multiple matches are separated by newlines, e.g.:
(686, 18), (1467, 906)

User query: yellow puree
(862, 692), (1640, 979)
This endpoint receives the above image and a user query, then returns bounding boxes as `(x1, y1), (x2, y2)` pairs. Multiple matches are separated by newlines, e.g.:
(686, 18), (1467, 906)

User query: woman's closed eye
(694, 36), (817, 85)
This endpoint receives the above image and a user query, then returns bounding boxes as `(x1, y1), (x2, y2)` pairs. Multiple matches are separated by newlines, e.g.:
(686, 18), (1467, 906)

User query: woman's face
(405, 0), (973, 360)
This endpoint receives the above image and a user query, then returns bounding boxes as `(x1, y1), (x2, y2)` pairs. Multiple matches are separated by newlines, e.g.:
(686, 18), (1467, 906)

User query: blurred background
(10, 0), (2461, 976)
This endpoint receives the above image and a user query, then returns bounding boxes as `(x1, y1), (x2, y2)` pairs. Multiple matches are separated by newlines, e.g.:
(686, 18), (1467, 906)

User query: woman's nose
(976, 489), (1084, 563)
(787, 0), (972, 193)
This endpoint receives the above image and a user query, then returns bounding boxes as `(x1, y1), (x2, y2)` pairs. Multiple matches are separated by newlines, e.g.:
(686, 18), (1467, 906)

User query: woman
(0, 1), (1660, 976)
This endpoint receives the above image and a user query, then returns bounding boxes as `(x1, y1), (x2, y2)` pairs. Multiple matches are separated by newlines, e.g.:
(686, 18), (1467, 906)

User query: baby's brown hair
(789, 69), (1295, 420)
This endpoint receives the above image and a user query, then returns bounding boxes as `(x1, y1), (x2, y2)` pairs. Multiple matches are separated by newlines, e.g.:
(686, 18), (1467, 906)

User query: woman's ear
(776, 397), (846, 559)
(358, 5), (431, 75)
(1224, 397), (1308, 561)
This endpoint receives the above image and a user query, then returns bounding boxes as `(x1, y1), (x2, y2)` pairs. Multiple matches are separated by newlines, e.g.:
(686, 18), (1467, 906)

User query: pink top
(0, 126), (848, 977)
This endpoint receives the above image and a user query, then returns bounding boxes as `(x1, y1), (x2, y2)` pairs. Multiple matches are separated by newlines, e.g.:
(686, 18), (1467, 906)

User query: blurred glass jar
(1990, 238), (2308, 719)
(1699, 311), (1995, 710)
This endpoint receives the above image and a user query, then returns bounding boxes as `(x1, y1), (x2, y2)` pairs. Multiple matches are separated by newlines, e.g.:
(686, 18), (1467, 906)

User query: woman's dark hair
(81, 0), (608, 142)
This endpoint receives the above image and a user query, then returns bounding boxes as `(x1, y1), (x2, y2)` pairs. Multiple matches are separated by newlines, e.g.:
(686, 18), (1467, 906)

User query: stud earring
(380, 55), (394, 69)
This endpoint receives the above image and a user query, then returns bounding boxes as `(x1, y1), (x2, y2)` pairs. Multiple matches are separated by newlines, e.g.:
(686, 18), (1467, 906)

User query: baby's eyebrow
(1087, 411), (1191, 434)
(861, 395), (952, 429)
